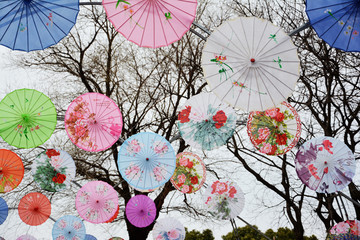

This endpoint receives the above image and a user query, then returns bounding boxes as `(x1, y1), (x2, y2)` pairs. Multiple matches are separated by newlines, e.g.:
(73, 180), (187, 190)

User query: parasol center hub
(21, 113), (30, 123)
(324, 161), (328, 165)
(34, 207), (39, 211)
(146, 158), (149, 161)
(23, 0), (33, 4)
(250, 58), (255, 63)
(96, 200), (99, 203)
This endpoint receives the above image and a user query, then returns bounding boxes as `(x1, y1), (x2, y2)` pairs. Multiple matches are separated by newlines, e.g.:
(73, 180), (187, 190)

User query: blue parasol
(0, 0), (79, 52)
(0, 197), (8, 225)
(306, 0), (360, 51)
(85, 234), (97, 240)
(52, 215), (86, 240)
(118, 132), (176, 191)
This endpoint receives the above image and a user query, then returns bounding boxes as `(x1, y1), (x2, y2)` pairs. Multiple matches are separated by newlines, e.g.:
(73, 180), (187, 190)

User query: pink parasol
(125, 195), (156, 228)
(102, 0), (198, 48)
(76, 181), (119, 224)
(65, 92), (123, 152)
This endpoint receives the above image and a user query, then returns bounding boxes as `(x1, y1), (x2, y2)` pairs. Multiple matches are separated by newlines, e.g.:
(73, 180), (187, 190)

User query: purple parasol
(125, 195), (156, 228)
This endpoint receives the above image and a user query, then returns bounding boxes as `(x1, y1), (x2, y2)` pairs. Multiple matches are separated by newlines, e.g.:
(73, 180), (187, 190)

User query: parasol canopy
(295, 136), (356, 193)
(0, 89), (57, 148)
(76, 180), (119, 224)
(152, 217), (185, 240)
(32, 149), (76, 192)
(102, 0), (197, 48)
(0, 197), (8, 224)
(0, 0), (79, 52)
(0, 149), (24, 193)
(177, 92), (237, 151)
(105, 205), (119, 223)
(329, 219), (360, 239)
(306, 0), (360, 52)
(52, 215), (86, 240)
(247, 101), (301, 155)
(65, 92), (123, 152)
(170, 152), (206, 194)
(125, 194), (156, 228)
(203, 180), (245, 220)
(18, 192), (51, 226)
(85, 234), (97, 240)
(202, 17), (300, 111)
(16, 235), (37, 240)
(118, 132), (176, 191)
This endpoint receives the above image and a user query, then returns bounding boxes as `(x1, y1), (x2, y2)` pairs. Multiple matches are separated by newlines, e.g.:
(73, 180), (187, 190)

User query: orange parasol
(18, 192), (51, 226)
(0, 149), (24, 193)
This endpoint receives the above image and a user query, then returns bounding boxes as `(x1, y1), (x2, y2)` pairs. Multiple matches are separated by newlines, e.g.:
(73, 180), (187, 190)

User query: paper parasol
(125, 195), (156, 228)
(103, 0), (197, 48)
(247, 101), (301, 155)
(0, 197), (8, 224)
(170, 152), (206, 193)
(306, 0), (360, 52)
(118, 132), (176, 191)
(85, 234), (97, 240)
(18, 192), (51, 226)
(32, 149), (76, 192)
(65, 92), (123, 152)
(202, 17), (300, 111)
(203, 180), (245, 220)
(76, 181), (119, 224)
(16, 235), (37, 240)
(295, 136), (356, 193)
(177, 92), (237, 151)
(0, 149), (24, 193)
(52, 215), (86, 240)
(105, 204), (119, 223)
(0, 89), (57, 148)
(152, 217), (185, 240)
(0, 0), (79, 52)
(329, 219), (360, 239)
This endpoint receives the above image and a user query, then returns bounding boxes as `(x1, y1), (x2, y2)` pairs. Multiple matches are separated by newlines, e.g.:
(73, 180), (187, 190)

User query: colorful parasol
(102, 0), (197, 48)
(85, 234), (97, 240)
(0, 89), (57, 148)
(247, 101), (301, 155)
(16, 235), (37, 240)
(52, 215), (86, 240)
(65, 92), (123, 152)
(306, 0), (360, 52)
(203, 180), (245, 220)
(329, 219), (360, 239)
(0, 197), (8, 224)
(118, 132), (176, 191)
(170, 152), (206, 194)
(177, 92), (237, 151)
(125, 195), (156, 228)
(32, 149), (76, 192)
(0, 0), (79, 52)
(18, 192), (51, 226)
(0, 149), (24, 193)
(202, 17), (300, 111)
(152, 217), (186, 240)
(76, 180), (119, 224)
(295, 137), (356, 193)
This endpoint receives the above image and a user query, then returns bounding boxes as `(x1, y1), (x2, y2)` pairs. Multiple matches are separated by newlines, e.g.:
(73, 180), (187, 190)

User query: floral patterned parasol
(247, 101), (301, 155)
(295, 137), (356, 193)
(203, 180), (245, 220)
(170, 152), (206, 194)
(152, 217), (186, 240)
(0, 149), (24, 193)
(52, 215), (86, 240)
(328, 219), (360, 239)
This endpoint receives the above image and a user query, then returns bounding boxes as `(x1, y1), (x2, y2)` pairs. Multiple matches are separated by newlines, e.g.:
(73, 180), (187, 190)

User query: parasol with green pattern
(0, 89), (57, 148)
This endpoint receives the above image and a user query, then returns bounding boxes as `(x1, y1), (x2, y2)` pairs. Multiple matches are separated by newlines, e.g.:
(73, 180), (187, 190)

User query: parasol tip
(250, 58), (255, 63)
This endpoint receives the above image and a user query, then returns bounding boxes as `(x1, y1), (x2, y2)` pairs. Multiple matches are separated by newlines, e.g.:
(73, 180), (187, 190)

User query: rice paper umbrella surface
(16, 235), (37, 240)
(329, 219), (360, 239)
(152, 217), (185, 240)
(18, 192), (51, 226)
(125, 195), (156, 228)
(0, 149), (24, 193)
(0, 197), (8, 225)
(52, 215), (86, 240)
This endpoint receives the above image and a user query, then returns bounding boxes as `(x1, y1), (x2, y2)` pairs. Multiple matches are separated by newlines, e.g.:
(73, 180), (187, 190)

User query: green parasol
(0, 89), (57, 148)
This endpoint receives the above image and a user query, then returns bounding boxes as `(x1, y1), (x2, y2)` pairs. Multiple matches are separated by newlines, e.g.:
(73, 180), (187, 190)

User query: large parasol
(52, 215), (86, 240)
(18, 192), (51, 226)
(125, 195), (156, 228)
(0, 149), (24, 193)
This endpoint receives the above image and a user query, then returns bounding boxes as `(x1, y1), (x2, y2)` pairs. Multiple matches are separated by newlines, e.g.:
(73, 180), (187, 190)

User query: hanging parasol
(102, 0), (197, 48)
(247, 101), (301, 155)
(0, 89), (57, 148)
(295, 136), (356, 193)
(85, 234), (97, 240)
(0, 197), (8, 224)
(202, 17), (300, 112)
(125, 194), (156, 228)
(0, 0), (79, 52)
(52, 215), (86, 240)
(0, 149), (24, 193)
(203, 180), (245, 220)
(118, 132), (175, 191)
(16, 235), (37, 240)
(152, 217), (186, 240)
(32, 148), (76, 192)
(329, 219), (360, 239)
(177, 92), (237, 151)
(18, 192), (51, 226)
(170, 152), (206, 193)
(76, 180), (119, 224)
(306, 0), (360, 52)
(65, 92), (123, 152)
